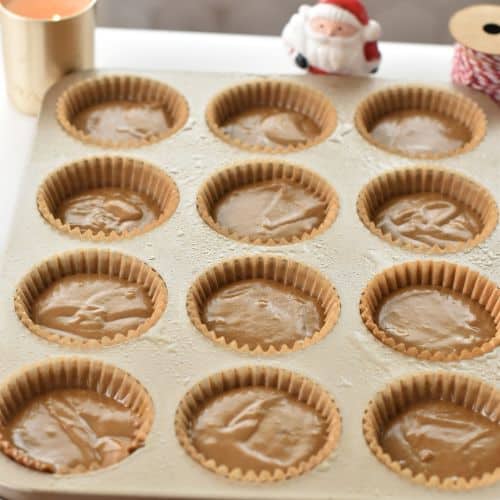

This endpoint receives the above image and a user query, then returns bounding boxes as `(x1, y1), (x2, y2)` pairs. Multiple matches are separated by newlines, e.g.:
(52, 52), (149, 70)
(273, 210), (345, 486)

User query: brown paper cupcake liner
(0, 357), (154, 474)
(197, 159), (339, 246)
(354, 85), (487, 159)
(57, 74), (189, 148)
(186, 255), (340, 355)
(37, 156), (180, 241)
(175, 365), (341, 482)
(14, 249), (168, 348)
(363, 372), (500, 490)
(357, 166), (498, 254)
(360, 260), (500, 361)
(206, 79), (337, 153)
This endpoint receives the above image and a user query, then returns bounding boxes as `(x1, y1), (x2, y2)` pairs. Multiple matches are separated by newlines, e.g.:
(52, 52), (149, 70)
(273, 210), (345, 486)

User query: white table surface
(0, 27), (454, 258)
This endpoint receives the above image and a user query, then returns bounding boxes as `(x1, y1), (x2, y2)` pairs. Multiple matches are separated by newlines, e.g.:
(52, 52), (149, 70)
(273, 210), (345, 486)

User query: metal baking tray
(0, 70), (498, 499)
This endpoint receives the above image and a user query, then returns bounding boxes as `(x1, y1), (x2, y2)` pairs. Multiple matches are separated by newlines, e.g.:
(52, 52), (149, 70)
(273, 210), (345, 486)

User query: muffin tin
(0, 70), (498, 499)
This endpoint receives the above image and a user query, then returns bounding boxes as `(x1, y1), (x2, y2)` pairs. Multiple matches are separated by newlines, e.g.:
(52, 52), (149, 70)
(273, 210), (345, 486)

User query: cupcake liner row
(0, 358), (498, 491)
(13, 250), (500, 359)
(55, 74), (487, 159)
(36, 158), (498, 253)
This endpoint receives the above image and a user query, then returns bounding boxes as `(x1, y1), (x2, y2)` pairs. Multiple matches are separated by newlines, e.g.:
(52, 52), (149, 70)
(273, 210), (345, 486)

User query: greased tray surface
(0, 70), (499, 500)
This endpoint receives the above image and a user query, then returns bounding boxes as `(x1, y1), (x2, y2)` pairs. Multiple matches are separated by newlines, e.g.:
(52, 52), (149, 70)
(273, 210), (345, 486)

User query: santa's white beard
(304, 29), (368, 74)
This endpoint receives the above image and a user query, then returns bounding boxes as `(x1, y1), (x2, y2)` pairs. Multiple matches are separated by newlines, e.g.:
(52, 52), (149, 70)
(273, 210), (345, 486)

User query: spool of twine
(449, 4), (500, 104)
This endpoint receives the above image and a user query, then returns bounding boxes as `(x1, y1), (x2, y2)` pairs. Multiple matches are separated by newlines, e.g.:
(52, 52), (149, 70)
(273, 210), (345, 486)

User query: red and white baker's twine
(452, 44), (500, 103)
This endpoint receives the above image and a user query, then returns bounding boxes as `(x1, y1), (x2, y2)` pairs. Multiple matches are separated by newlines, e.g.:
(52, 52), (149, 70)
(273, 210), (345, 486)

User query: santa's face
(303, 15), (367, 74)
(309, 17), (358, 39)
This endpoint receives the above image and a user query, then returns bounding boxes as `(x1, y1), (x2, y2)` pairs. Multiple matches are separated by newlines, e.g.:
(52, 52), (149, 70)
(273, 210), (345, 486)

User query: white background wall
(96, 0), (486, 43)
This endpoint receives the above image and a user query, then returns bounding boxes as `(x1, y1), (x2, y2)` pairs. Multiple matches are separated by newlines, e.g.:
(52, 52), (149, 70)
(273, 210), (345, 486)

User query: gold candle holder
(1, 0), (96, 115)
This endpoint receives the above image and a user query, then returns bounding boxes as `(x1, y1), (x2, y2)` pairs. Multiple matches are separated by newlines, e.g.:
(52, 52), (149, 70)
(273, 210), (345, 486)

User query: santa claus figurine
(282, 0), (382, 75)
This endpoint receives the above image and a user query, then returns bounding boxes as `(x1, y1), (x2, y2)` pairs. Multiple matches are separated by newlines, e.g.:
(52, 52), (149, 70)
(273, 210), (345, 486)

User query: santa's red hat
(309, 0), (381, 42)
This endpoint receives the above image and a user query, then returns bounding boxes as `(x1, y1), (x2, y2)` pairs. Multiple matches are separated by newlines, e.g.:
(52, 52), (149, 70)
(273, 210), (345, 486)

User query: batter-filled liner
(175, 365), (341, 482)
(197, 160), (339, 245)
(357, 166), (497, 253)
(14, 249), (167, 348)
(37, 156), (179, 241)
(206, 79), (337, 153)
(360, 260), (500, 361)
(186, 255), (340, 354)
(0, 358), (153, 474)
(363, 372), (500, 490)
(354, 85), (487, 159)
(57, 75), (189, 148)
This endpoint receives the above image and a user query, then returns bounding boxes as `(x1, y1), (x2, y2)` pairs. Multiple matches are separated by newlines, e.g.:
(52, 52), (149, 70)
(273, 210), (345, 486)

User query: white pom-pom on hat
(363, 19), (382, 41)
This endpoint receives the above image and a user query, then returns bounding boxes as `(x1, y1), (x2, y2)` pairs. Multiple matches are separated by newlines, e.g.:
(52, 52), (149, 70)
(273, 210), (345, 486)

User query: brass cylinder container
(0, 0), (96, 115)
